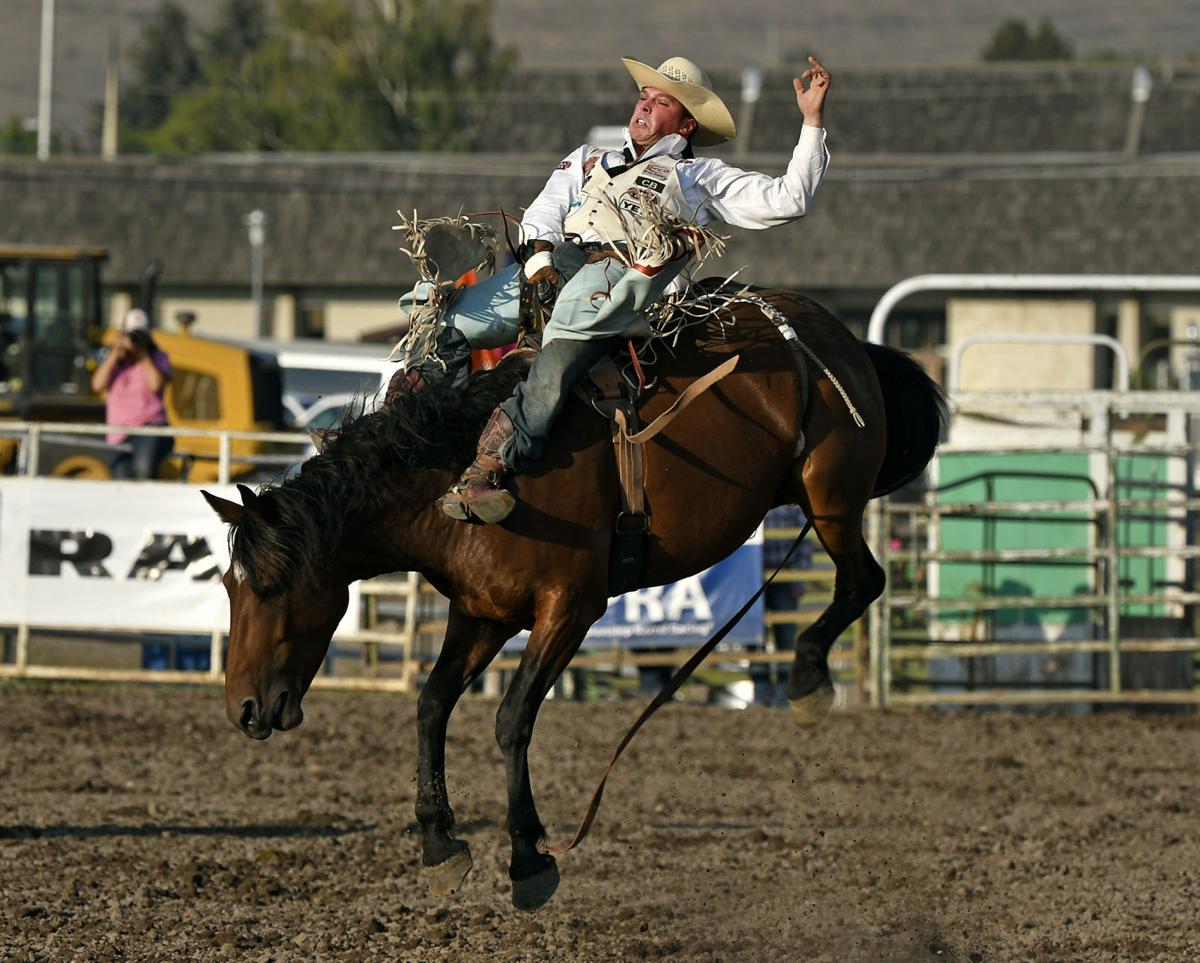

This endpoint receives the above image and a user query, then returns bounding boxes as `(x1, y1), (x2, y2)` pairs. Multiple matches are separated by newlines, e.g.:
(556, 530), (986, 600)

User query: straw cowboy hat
(621, 56), (737, 147)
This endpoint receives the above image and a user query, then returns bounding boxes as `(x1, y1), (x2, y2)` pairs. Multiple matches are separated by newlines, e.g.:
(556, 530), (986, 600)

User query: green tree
(121, 0), (201, 145)
(205, 0), (270, 63)
(356, 0), (517, 151)
(982, 18), (1073, 62)
(1, 116), (38, 154)
(1, 116), (71, 155)
(144, 0), (514, 153)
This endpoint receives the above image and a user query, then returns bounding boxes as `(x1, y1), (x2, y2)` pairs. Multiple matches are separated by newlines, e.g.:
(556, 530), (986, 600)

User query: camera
(128, 329), (153, 352)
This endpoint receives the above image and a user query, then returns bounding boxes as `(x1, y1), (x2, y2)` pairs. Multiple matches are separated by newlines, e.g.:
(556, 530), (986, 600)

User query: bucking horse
(202, 283), (945, 910)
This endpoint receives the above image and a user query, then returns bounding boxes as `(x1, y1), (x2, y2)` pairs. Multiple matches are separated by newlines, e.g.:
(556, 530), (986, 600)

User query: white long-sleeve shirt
(520, 124), (830, 246)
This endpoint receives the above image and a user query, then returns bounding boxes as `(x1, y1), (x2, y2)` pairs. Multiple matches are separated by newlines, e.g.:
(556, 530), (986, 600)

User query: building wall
(947, 298), (1098, 391)
(324, 300), (406, 343)
(107, 290), (408, 345)
(1169, 304), (1200, 387)
(155, 297), (260, 340)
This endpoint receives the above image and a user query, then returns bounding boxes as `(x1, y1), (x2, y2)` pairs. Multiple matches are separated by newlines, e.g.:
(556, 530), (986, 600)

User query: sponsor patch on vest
(635, 176), (666, 193)
(619, 197), (643, 215)
(644, 163), (671, 179)
(556, 159), (571, 170)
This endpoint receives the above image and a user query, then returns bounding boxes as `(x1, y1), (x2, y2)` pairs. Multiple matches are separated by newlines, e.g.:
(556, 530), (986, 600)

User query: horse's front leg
(416, 604), (513, 896)
(495, 598), (603, 910)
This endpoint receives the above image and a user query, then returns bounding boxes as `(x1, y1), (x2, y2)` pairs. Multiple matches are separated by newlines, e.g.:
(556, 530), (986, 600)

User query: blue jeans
(405, 254), (687, 472)
(408, 256), (685, 349)
(109, 433), (173, 480)
(498, 336), (620, 473)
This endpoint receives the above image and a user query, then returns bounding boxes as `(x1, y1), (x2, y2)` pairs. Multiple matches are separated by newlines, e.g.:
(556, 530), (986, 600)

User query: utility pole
(245, 210), (268, 337)
(1124, 65), (1153, 158)
(736, 66), (763, 160)
(37, 0), (56, 160)
(102, 29), (120, 161)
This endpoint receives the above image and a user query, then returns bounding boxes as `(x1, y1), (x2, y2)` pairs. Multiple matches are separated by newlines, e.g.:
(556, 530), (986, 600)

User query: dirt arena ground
(1, 681), (1198, 962)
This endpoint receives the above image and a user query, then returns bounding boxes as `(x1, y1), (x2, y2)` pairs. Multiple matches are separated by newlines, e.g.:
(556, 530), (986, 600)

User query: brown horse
(202, 290), (944, 910)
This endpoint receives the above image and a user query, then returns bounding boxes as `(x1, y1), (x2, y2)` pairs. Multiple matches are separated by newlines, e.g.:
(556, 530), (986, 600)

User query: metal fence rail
(869, 389), (1200, 708)
(0, 422), (846, 699)
(1, 536), (847, 698)
(0, 419), (311, 482)
(7, 391), (1200, 711)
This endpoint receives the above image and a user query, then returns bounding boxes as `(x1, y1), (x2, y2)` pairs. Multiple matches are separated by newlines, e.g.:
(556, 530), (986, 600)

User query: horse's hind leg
(417, 605), (513, 896)
(787, 515), (884, 723)
(495, 595), (604, 911)
(787, 430), (886, 724)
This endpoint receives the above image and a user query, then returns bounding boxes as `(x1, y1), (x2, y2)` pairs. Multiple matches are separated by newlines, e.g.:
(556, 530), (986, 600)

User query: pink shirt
(105, 350), (173, 443)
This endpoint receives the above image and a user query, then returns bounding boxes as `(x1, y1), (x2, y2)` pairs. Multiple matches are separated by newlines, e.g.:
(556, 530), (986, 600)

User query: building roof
(483, 63), (1200, 158)
(1, 151), (1198, 293)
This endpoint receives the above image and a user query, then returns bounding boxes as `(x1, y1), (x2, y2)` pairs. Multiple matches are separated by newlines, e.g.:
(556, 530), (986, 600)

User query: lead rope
(543, 518), (814, 856)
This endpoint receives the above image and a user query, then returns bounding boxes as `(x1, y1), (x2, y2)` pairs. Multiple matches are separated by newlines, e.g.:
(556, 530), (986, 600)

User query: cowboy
(417, 55), (831, 523)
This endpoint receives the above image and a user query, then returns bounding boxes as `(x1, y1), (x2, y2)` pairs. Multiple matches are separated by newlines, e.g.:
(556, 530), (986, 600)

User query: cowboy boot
(438, 407), (517, 523)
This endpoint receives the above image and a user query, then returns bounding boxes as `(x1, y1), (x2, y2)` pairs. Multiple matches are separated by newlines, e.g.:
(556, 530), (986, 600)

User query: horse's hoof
(511, 857), (560, 911)
(425, 848), (473, 897)
(789, 684), (836, 728)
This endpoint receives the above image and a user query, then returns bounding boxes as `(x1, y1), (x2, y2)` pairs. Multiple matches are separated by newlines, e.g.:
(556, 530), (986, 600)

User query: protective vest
(563, 152), (689, 244)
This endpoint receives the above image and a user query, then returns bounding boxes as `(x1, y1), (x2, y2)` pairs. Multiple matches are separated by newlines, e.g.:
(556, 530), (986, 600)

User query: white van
(216, 337), (398, 427)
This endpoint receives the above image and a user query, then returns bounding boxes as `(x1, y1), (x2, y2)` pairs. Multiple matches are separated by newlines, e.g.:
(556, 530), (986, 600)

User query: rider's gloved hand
(669, 227), (704, 262)
(632, 228), (705, 277)
(523, 250), (560, 288)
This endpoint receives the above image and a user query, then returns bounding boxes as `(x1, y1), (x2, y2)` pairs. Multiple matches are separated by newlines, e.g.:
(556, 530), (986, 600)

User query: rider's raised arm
(519, 145), (591, 247)
(681, 124), (830, 231)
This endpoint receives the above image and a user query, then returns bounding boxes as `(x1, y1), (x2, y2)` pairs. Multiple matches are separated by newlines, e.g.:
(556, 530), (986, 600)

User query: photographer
(91, 308), (174, 480)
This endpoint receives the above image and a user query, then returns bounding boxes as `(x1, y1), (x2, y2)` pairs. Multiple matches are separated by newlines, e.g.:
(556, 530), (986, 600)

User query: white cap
(122, 308), (150, 333)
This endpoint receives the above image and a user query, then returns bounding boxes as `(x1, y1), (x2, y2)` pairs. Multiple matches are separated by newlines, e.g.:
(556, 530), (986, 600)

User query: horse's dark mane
(229, 358), (528, 597)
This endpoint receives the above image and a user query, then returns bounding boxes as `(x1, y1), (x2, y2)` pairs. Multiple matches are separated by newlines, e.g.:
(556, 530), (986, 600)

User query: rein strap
(543, 517), (814, 856)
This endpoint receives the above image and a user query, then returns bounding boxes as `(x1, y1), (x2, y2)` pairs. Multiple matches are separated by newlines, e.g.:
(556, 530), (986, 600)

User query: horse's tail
(863, 342), (948, 498)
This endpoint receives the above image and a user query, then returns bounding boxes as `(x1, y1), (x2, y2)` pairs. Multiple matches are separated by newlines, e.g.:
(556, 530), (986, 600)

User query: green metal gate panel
(1114, 453), (1171, 618)
(936, 451), (1169, 631)
(937, 452), (1095, 632)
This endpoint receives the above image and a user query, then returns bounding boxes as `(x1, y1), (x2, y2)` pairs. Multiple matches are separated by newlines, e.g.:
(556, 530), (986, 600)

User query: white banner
(0, 478), (359, 636)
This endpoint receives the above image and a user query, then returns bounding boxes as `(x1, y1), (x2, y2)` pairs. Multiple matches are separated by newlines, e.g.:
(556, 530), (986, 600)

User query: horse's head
(203, 487), (350, 740)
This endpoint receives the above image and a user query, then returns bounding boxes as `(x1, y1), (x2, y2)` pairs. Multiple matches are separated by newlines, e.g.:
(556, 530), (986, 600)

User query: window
(32, 264), (84, 347)
(29, 263), (86, 393)
(282, 367), (386, 398)
(0, 263), (28, 389)
(298, 301), (326, 339)
(171, 367), (221, 421)
(0, 262), (28, 321)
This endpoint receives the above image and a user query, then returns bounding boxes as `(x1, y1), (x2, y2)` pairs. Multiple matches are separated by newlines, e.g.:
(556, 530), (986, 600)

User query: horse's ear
(202, 490), (245, 525)
(309, 428), (336, 453)
(236, 483), (260, 509)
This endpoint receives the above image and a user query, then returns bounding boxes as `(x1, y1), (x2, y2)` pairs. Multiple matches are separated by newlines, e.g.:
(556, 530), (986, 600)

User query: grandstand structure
(1, 61), (1198, 379)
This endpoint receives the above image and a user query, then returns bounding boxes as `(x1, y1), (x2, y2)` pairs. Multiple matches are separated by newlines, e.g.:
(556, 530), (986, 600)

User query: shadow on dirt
(0, 821), (375, 840)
